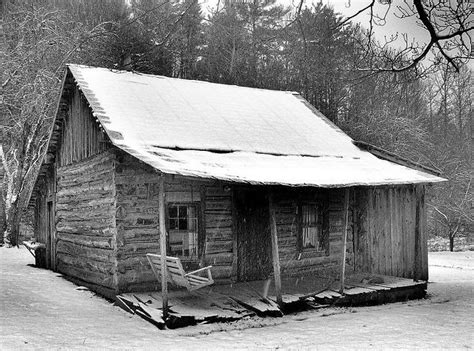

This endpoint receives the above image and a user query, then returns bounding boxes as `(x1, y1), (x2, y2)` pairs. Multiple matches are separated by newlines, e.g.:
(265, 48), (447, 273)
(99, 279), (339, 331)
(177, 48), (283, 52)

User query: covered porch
(116, 272), (427, 329)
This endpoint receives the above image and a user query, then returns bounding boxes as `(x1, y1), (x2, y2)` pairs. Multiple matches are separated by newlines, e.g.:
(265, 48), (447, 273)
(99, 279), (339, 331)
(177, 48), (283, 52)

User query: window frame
(297, 202), (329, 255)
(166, 201), (203, 261)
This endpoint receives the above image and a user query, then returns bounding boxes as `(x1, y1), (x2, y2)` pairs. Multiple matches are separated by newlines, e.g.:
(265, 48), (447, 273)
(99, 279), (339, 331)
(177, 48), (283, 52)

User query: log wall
(272, 188), (352, 279)
(113, 159), (361, 291)
(114, 153), (235, 292)
(55, 151), (117, 294)
(353, 185), (428, 280)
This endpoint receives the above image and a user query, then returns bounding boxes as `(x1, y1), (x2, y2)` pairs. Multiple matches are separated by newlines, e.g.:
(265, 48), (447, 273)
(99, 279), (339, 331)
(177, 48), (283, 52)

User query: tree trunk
(4, 198), (21, 247)
(449, 235), (454, 252)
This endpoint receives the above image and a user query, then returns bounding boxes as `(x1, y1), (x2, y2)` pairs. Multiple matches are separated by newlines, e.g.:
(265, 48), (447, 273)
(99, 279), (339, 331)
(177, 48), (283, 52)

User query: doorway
(47, 201), (56, 270)
(234, 188), (272, 281)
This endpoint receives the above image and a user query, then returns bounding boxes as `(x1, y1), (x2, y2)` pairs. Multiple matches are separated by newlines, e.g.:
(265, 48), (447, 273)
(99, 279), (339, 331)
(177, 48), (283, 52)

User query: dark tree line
(1, 0), (472, 248)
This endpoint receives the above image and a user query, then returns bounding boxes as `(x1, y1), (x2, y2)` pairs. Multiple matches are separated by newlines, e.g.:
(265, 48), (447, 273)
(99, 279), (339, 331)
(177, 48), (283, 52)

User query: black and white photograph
(1, 0), (472, 349)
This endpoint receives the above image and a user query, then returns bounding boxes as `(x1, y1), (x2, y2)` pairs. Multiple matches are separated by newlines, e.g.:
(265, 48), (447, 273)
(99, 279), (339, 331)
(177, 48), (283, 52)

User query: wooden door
(235, 188), (272, 281)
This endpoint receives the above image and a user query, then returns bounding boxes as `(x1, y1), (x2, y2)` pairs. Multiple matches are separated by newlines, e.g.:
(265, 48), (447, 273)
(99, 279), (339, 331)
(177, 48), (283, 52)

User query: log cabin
(29, 64), (445, 300)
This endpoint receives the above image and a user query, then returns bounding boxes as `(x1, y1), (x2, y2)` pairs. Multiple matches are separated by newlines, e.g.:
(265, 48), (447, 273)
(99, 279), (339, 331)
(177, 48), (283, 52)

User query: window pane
(303, 227), (318, 248)
(178, 206), (187, 217)
(169, 218), (178, 230)
(301, 204), (323, 250)
(167, 203), (199, 258)
(179, 218), (188, 230)
(302, 205), (317, 226)
(169, 206), (177, 218)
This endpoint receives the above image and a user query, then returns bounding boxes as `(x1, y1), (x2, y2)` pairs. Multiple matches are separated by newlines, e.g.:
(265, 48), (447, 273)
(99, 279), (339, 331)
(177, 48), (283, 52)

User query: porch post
(158, 175), (168, 319)
(340, 188), (350, 294)
(268, 192), (283, 307)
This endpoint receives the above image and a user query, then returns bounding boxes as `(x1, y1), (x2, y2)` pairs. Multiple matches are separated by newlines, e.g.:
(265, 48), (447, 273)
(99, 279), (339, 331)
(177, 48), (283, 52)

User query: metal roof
(67, 64), (445, 187)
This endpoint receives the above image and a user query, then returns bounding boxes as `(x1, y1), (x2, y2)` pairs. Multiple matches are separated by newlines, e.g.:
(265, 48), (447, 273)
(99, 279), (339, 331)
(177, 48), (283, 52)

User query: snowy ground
(0, 248), (472, 350)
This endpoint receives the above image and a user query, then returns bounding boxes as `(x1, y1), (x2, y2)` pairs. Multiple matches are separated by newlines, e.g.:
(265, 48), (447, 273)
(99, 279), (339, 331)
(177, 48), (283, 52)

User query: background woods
(0, 0), (472, 248)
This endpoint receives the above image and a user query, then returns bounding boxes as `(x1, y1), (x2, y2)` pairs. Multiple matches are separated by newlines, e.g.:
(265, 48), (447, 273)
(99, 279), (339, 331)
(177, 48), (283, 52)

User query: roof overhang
(115, 143), (445, 187)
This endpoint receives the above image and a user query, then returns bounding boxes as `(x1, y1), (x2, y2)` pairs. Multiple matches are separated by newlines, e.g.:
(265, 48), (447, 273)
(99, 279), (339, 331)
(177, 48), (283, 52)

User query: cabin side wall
(354, 185), (428, 280)
(55, 151), (117, 295)
(33, 83), (118, 296)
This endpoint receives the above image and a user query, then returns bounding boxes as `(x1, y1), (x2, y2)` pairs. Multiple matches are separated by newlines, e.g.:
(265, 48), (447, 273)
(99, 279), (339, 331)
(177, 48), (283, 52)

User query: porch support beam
(158, 175), (168, 320)
(269, 192), (283, 307)
(340, 188), (350, 294)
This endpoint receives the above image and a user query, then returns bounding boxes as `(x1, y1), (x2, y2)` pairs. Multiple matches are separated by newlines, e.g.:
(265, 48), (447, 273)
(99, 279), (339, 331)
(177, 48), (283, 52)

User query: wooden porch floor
(116, 273), (427, 329)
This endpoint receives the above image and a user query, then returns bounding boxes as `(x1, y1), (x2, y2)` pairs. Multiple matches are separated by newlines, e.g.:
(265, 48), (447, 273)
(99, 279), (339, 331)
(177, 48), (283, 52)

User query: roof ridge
(66, 63), (299, 95)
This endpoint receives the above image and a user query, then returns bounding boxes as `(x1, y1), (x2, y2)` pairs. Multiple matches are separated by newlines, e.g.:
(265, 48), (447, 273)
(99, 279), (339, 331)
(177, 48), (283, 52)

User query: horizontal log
(281, 255), (340, 269)
(275, 224), (298, 236)
(58, 172), (113, 189)
(205, 200), (232, 211)
(57, 218), (116, 231)
(56, 233), (115, 249)
(205, 228), (233, 241)
(57, 180), (114, 197)
(56, 192), (115, 206)
(117, 242), (160, 257)
(57, 209), (115, 222)
(115, 174), (161, 185)
(57, 151), (114, 175)
(209, 265), (233, 279)
(56, 240), (115, 263)
(204, 252), (233, 265)
(56, 224), (116, 237)
(278, 237), (297, 247)
(117, 270), (156, 285)
(56, 197), (115, 211)
(205, 215), (232, 228)
(205, 186), (229, 197)
(57, 262), (116, 289)
(58, 253), (116, 275)
(205, 240), (233, 254)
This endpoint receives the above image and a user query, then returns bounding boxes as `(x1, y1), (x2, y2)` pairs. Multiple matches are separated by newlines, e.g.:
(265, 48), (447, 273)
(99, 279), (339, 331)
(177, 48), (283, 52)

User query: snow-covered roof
(66, 64), (445, 187)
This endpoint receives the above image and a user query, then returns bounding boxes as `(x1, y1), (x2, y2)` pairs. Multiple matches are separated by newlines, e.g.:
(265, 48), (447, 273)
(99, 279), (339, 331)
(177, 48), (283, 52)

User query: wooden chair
(146, 254), (214, 291)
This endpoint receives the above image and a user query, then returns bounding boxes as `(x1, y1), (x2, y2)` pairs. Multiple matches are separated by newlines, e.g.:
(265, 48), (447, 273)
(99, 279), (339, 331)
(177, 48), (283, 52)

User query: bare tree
(333, 0), (473, 73)
(427, 64), (473, 251)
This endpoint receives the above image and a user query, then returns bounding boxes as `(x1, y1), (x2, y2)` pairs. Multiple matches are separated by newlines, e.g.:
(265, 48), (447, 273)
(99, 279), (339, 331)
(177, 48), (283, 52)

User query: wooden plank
(414, 185), (423, 281)
(420, 185), (428, 280)
(269, 192), (282, 306)
(368, 188), (376, 274)
(213, 284), (282, 316)
(392, 188), (400, 277)
(343, 287), (374, 295)
(339, 188), (350, 293)
(376, 188), (385, 275)
(158, 176), (168, 319)
(385, 188), (392, 276)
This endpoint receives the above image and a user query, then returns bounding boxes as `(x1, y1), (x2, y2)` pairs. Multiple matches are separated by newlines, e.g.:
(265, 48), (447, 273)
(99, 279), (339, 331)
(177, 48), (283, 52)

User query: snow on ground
(0, 247), (472, 350)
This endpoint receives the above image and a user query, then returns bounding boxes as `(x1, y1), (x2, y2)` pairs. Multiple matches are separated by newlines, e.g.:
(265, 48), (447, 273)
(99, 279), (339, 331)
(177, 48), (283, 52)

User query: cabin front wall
(114, 153), (428, 293)
(113, 153), (358, 292)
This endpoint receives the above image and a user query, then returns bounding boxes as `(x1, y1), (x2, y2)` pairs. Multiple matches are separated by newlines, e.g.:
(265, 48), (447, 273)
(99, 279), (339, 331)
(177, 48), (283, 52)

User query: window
(168, 204), (199, 258)
(299, 204), (328, 253)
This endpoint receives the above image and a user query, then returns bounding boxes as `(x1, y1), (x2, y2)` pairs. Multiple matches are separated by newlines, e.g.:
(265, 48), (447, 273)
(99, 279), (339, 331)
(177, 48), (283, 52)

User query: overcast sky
(201, 0), (472, 70)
